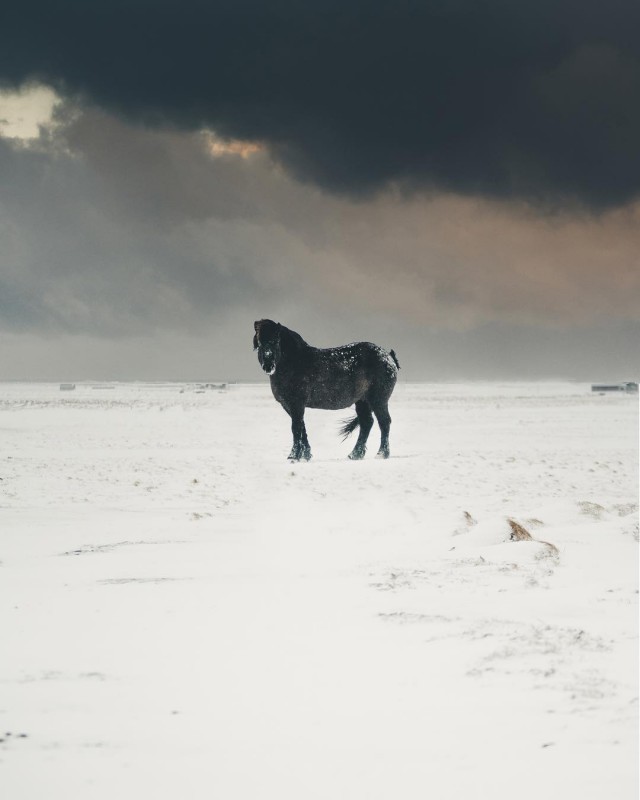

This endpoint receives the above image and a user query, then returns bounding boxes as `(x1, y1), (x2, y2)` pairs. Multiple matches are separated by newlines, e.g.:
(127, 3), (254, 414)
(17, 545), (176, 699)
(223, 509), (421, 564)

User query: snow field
(0, 382), (637, 798)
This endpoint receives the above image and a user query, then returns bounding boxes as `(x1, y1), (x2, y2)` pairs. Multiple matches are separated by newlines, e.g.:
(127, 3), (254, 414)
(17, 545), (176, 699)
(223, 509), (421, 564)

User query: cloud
(0, 109), (339, 342)
(1, 0), (638, 208)
(326, 193), (640, 328)
(0, 103), (638, 384)
(0, 83), (57, 138)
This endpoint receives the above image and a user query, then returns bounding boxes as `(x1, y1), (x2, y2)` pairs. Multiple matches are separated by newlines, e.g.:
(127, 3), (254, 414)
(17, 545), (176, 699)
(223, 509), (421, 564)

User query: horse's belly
(306, 375), (368, 410)
(306, 396), (353, 411)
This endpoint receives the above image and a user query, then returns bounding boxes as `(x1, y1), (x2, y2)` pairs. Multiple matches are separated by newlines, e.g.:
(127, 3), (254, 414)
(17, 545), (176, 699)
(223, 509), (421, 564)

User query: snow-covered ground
(1, 381), (637, 799)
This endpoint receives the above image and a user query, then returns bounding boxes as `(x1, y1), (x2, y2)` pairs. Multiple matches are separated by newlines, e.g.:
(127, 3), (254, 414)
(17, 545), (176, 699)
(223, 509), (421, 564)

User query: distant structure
(180, 383), (227, 394)
(59, 383), (76, 391)
(591, 382), (638, 394)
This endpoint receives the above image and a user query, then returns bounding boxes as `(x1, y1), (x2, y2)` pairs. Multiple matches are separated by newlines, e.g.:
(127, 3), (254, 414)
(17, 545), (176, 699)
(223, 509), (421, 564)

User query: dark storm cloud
(1, 0), (639, 208)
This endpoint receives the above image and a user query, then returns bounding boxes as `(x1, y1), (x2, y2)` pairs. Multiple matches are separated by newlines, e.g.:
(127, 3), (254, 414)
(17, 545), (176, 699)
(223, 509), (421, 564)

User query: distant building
(591, 382), (638, 393)
(59, 383), (76, 391)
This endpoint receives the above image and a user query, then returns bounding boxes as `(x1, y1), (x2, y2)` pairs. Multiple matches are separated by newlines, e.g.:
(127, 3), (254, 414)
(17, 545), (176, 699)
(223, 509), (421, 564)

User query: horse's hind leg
(370, 399), (392, 459)
(348, 400), (374, 460)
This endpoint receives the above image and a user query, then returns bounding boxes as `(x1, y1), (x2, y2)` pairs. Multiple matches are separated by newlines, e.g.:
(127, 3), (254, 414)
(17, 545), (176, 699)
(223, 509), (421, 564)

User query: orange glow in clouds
(204, 132), (263, 159)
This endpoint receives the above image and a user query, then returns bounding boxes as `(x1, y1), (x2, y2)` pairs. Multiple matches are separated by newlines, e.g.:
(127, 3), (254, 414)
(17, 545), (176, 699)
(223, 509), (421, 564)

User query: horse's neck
(280, 326), (309, 355)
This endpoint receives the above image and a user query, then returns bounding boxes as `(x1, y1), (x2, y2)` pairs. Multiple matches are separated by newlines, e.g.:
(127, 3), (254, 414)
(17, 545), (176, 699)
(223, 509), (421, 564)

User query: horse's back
(304, 341), (398, 410)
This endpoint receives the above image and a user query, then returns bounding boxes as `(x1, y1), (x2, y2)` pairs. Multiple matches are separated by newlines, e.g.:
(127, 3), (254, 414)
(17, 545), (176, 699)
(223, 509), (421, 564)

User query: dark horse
(253, 319), (400, 461)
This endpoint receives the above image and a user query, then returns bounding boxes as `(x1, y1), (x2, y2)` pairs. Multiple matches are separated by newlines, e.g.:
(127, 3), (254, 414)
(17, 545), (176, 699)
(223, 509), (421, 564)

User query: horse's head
(253, 319), (282, 376)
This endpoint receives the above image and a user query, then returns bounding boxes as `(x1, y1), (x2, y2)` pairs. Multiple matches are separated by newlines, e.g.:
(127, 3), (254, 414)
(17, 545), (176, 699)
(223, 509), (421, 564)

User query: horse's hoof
(376, 450), (390, 459)
(348, 451), (365, 460)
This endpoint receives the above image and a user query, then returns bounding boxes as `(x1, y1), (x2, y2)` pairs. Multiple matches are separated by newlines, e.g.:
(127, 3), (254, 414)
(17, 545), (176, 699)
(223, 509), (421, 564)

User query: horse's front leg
(288, 406), (312, 461)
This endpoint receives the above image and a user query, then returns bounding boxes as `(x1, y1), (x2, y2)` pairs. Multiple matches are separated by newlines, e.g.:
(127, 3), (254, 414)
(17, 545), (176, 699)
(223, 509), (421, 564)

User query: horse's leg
(281, 406), (297, 460)
(299, 416), (311, 461)
(289, 405), (312, 461)
(370, 399), (392, 459)
(348, 400), (374, 460)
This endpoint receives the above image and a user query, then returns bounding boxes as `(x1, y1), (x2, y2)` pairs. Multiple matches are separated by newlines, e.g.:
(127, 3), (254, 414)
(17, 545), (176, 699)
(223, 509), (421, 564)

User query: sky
(0, 0), (638, 381)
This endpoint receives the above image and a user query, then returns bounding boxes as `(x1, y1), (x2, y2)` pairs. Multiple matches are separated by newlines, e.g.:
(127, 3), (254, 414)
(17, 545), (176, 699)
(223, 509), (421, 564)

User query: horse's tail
(389, 349), (400, 369)
(339, 416), (360, 441)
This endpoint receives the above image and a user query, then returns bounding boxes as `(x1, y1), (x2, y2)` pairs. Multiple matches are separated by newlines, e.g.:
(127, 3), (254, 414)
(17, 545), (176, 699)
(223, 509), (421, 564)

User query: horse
(253, 319), (400, 461)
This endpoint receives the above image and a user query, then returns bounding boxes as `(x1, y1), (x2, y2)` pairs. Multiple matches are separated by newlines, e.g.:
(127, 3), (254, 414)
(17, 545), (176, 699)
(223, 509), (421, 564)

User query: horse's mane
(279, 324), (308, 353)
